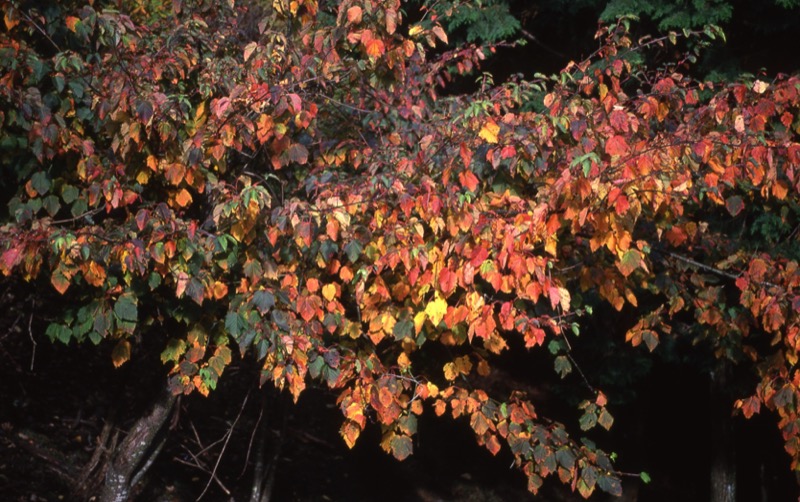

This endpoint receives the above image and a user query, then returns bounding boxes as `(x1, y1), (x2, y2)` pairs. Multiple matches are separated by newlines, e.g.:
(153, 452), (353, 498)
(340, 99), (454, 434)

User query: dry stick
(173, 451), (231, 495)
(28, 299), (36, 371)
(196, 391), (250, 501)
(240, 399), (266, 479)
(666, 250), (781, 289)
(258, 412), (288, 502)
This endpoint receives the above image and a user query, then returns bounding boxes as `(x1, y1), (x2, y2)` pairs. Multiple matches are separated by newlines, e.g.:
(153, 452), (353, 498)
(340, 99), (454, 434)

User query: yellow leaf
(414, 311), (427, 334)
(322, 283), (337, 301)
(397, 352), (411, 370)
(544, 235), (558, 257)
(426, 382), (439, 398)
(557, 286), (571, 311)
(424, 292), (448, 326)
(195, 101), (207, 121)
(408, 25), (423, 37)
(479, 120), (499, 144)
(443, 362), (458, 381)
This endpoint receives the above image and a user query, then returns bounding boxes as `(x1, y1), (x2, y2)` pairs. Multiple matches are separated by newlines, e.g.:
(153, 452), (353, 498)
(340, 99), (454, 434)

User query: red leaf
(459, 142), (473, 169)
(212, 97), (231, 119)
(297, 294), (321, 322)
(605, 135), (629, 156)
(459, 169), (479, 192)
(1, 245), (23, 274)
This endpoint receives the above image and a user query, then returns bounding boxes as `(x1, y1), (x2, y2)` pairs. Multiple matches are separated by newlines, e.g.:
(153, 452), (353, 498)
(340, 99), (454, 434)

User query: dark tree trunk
(710, 361), (736, 502)
(98, 386), (177, 502)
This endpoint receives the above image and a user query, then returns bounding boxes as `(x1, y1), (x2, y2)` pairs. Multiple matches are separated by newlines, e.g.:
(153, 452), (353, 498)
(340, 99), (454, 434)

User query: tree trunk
(98, 386), (177, 502)
(710, 361), (736, 502)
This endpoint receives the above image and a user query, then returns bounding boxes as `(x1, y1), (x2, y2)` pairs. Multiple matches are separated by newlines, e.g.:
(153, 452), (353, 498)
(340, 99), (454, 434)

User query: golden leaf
(413, 311), (427, 334)
(479, 120), (500, 144)
(443, 362), (458, 381)
(321, 283), (337, 301)
(424, 292), (447, 326)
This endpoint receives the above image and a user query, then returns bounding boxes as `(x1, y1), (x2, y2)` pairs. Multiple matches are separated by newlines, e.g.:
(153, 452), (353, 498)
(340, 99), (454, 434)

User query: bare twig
(196, 391), (249, 501)
(28, 299), (36, 371)
(665, 251), (780, 289)
(519, 29), (566, 59)
(239, 399), (266, 478)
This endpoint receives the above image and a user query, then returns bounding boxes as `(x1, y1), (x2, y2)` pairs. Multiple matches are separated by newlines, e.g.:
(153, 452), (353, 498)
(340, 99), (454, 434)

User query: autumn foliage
(1, 0), (799, 498)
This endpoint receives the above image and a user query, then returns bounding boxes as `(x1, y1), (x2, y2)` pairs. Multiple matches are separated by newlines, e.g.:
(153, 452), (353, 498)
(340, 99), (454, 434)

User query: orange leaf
(605, 135), (629, 156)
(346, 5), (362, 24)
(341, 420), (361, 449)
(366, 38), (385, 58)
(65, 16), (80, 33)
(459, 169), (479, 192)
(213, 281), (228, 300)
(175, 188), (192, 207)
(85, 261), (107, 287)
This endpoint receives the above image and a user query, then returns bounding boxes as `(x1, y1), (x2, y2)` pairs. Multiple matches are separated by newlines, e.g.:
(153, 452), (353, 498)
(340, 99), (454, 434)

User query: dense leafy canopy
(1, 0), (799, 498)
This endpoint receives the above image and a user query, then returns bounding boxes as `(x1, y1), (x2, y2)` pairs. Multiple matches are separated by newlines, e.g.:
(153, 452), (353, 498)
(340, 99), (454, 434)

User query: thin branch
(239, 399), (266, 478)
(519, 29), (565, 59)
(196, 391), (249, 501)
(665, 250), (780, 289)
(28, 299), (36, 371)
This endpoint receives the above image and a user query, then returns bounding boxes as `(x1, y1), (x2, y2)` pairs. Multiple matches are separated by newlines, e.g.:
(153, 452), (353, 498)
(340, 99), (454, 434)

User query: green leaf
(554, 355), (572, 378)
(185, 278), (204, 305)
(390, 434), (413, 461)
(252, 290), (275, 314)
(308, 354), (325, 379)
(344, 240), (362, 263)
(392, 318), (414, 341)
(598, 407), (614, 430)
(555, 448), (576, 470)
(597, 474), (622, 496)
(579, 410), (597, 431)
(43, 195), (61, 216)
(113, 293), (138, 322)
(61, 184), (79, 204)
(148, 272), (162, 290)
(161, 338), (187, 363)
(31, 171), (51, 195)
(640, 471), (652, 484)
(46, 323), (72, 344)
(618, 249), (642, 277)
(225, 312), (244, 337)
(725, 195), (744, 217)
